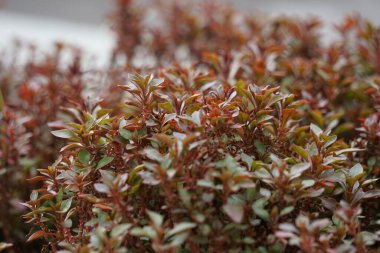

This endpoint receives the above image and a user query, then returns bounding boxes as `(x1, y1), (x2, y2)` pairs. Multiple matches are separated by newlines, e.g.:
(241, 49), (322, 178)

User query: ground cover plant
(1, 0), (380, 252)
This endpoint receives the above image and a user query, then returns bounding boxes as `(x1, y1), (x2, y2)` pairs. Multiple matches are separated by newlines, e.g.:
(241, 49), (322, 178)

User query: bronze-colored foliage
(0, 0), (379, 252)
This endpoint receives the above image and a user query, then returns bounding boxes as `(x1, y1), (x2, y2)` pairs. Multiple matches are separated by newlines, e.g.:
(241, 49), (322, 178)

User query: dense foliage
(0, 0), (380, 252)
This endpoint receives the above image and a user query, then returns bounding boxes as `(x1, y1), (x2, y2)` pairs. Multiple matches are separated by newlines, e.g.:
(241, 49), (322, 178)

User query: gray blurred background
(1, 0), (379, 62)
(3, 0), (380, 25)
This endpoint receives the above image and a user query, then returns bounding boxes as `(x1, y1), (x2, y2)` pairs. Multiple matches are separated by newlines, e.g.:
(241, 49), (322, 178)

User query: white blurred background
(1, 0), (379, 62)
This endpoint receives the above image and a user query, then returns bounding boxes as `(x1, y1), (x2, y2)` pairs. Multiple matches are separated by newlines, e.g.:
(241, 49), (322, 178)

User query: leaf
(27, 230), (45, 242)
(310, 110), (324, 126)
(197, 179), (215, 188)
(252, 199), (269, 221)
(241, 153), (253, 169)
(320, 170), (346, 184)
(93, 203), (113, 211)
(142, 148), (163, 162)
(309, 142), (319, 156)
(349, 164), (364, 178)
(168, 232), (190, 247)
(320, 197), (337, 211)
(268, 94), (287, 106)
(120, 128), (133, 140)
(310, 123), (323, 137)
(278, 223), (297, 233)
(300, 188), (325, 198)
(335, 148), (364, 155)
(301, 179), (315, 189)
(94, 183), (110, 194)
(130, 226), (156, 239)
(78, 150), (90, 165)
(257, 115), (274, 124)
(279, 206), (294, 217)
(99, 169), (116, 185)
(163, 113), (177, 124)
(51, 129), (77, 139)
(59, 197), (73, 213)
(333, 123), (354, 135)
(178, 187), (191, 208)
(147, 210), (163, 227)
(310, 219), (330, 231)
(289, 163), (310, 179)
(223, 203), (244, 223)
(96, 157), (114, 170)
(254, 167), (272, 179)
(191, 111), (202, 126)
(291, 144), (308, 160)
(0, 242), (12, 252)
(364, 190), (380, 199)
(111, 224), (132, 237)
(323, 135), (337, 149)
(254, 140), (266, 155)
(166, 222), (197, 238)
(358, 231), (377, 246)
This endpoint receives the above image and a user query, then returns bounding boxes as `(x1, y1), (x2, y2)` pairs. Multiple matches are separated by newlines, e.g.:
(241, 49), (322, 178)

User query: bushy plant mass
(1, 0), (380, 252)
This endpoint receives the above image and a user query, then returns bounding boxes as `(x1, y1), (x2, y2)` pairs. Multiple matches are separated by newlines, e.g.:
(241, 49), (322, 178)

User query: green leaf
(349, 164), (364, 178)
(96, 157), (114, 170)
(252, 199), (269, 221)
(166, 222), (197, 238)
(178, 187), (191, 208)
(310, 110), (324, 127)
(289, 163), (310, 178)
(279, 206), (294, 217)
(51, 129), (77, 139)
(310, 123), (323, 137)
(301, 179), (315, 189)
(146, 210), (163, 227)
(291, 144), (308, 160)
(78, 150), (90, 165)
(333, 123), (354, 135)
(111, 224), (132, 237)
(323, 135), (337, 149)
(254, 140), (266, 155)
(191, 111), (202, 126)
(120, 128), (133, 140)
(335, 148), (364, 155)
(130, 226), (157, 239)
(309, 142), (319, 156)
(142, 148), (163, 162)
(241, 153), (253, 169)
(59, 197), (73, 213)
(197, 179), (215, 188)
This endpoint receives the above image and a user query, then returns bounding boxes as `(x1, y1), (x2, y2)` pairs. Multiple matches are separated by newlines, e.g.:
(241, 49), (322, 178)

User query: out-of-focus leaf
(166, 222), (197, 238)
(78, 150), (90, 165)
(146, 210), (163, 227)
(223, 203), (244, 223)
(59, 197), (73, 213)
(51, 129), (77, 139)
(310, 123), (323, 137)
(111, 224), (132, 238)
(0, 242), (12, 252)
(27, 231), (45, 242)
(96, 157), (114, 170)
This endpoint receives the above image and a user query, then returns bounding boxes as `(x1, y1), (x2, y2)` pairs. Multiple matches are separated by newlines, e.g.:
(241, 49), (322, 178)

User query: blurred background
(1, 0), (380, 62)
